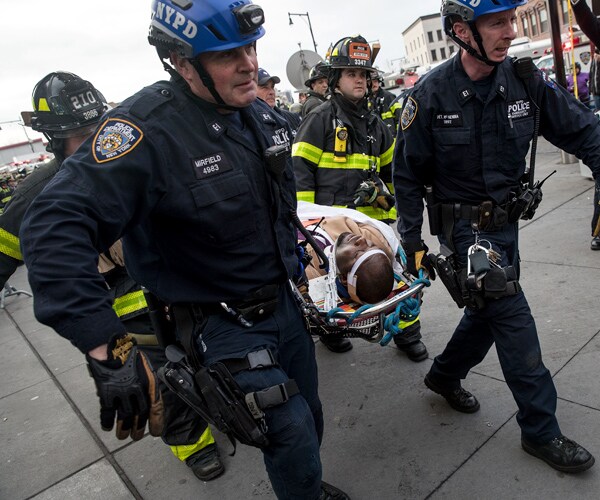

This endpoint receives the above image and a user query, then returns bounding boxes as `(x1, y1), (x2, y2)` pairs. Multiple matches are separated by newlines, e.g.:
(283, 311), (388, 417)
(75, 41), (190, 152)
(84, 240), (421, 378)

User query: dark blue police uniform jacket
(393, 53), (600, 444)
(21, 79), (298, 354)
(395, 53), (600, 244)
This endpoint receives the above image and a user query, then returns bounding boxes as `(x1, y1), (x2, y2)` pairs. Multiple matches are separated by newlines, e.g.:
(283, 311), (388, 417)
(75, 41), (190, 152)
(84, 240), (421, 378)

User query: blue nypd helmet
(441, 0), (526, 65)
(148, 0), (266, 59)
(441, 0), (527, 28)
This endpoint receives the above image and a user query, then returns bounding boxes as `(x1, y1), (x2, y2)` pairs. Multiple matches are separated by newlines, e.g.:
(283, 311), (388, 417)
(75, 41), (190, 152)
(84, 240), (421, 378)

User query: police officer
(394, 0), (597, 472)
(2, 71), (224, 481)
(302, 62), (330, 117)
(293, 35), (428, 361)
(256, 67), (302, 137)
(20, 1), (348, 499)
(567, 0), (600, 251)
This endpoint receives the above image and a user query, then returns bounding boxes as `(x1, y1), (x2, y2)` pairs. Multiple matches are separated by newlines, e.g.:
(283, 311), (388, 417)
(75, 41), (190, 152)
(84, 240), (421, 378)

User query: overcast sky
(1, 0), (441, 141)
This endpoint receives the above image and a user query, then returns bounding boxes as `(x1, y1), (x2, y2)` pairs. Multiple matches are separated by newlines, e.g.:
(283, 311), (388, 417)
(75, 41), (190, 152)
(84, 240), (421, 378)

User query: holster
(158, 347), (299, 453)
(430, 251), (520, 310)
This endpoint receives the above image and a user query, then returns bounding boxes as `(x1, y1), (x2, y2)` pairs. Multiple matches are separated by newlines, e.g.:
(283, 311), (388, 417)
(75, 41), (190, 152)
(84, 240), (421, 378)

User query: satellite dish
(286, 50), (324, 90)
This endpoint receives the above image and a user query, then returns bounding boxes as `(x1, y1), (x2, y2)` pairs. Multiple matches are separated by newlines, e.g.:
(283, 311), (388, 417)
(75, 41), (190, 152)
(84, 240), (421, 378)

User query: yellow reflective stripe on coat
(292, 141), (323, 164)
(0, 227), (22, 260)
(318, 152), (378, 170)
(297, 191), (316, 203)
(354, 204), (397, 221)
(170, 427), (216, 461)
(380, 141), (395, 166)
(112, 290), (148, 317)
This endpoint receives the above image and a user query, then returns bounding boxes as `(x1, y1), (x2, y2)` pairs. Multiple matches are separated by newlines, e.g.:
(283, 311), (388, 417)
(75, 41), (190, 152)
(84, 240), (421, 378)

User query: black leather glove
(353, 180), (378, 206)
(87, 334), (164, 441)
(403, 240), (436, 280)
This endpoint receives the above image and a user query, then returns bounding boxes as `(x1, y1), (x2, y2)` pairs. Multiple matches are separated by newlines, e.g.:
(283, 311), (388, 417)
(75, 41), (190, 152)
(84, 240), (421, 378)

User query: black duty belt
(441, 201), (508, 231)
(188, 283), (281, 323)
(449, 203), (482, 221)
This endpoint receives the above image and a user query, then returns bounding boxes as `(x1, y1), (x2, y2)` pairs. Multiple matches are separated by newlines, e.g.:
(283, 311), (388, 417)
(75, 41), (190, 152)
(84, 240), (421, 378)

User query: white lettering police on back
(153, 1), (198, 38)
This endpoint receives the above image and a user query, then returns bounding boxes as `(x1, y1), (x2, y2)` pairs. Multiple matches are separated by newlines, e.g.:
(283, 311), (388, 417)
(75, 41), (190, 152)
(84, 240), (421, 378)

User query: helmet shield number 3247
(348, 42), (371, 66)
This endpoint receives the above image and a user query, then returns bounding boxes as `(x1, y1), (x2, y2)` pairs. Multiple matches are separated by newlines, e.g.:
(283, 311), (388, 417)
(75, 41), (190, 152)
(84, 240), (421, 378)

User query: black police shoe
(522, 435), (595, 473)
(394, 339), (428, 362)
(591, 236), (600, 251)
(320, 481), (351, 499)
(424, 373), (480, 413)
(320, 335), (353, 353)
(185, 443), (225, 481)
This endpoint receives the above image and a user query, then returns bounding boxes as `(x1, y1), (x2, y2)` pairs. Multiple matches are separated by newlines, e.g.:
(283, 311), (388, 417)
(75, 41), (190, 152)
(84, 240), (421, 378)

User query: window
(522, 16), (529, 38)
(437, 29), (443, 41)
(530, 12), (538, 37)
(449, 45), (455, 55)
(428, 31), (434, 43)
(431, 49), (438, 62)
(539, 7), (548, 33)
(440, 47), (446, 59)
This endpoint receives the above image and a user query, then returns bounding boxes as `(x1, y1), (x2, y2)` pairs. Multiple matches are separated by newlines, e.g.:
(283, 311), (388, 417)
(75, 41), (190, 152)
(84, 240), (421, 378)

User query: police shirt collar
(453, 54), (508, 103)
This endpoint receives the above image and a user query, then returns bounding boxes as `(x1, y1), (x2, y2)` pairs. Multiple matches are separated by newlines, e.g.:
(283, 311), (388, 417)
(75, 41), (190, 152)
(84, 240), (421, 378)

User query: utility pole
(548, 0), (567, 87)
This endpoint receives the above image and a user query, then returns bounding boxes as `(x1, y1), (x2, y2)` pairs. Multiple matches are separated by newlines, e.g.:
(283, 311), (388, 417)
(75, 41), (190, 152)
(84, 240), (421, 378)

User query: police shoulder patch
(93, 118), (144, 163)
(401, 96), (418, 131)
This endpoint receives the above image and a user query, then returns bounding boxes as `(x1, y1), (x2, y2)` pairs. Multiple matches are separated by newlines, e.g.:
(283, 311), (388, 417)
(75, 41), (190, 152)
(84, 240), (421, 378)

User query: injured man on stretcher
(296, 202), (428, 360)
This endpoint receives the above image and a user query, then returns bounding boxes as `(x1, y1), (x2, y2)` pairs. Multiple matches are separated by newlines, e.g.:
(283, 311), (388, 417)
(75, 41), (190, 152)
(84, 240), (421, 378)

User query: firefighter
(2, 71), (224, 480)
(369, 70), (401, 132)
(302, 61), (330, 117)
(292, 35), (428, 361)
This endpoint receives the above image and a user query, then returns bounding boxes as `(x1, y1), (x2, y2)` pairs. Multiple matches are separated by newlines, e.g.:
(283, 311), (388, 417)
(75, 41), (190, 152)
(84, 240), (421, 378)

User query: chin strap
(44, 133), (64, 164)
(157, 53), (245, 113)
(450, 21), (501, 67)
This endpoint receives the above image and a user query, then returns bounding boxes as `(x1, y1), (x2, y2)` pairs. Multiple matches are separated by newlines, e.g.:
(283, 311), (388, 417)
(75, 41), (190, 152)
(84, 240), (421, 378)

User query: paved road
(1, 139), (599, 499)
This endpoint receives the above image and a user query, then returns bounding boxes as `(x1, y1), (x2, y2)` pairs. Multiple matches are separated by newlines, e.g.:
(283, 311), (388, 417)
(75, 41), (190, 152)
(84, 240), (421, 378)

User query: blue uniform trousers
(195, 285), (323, 499)
(430, 220), (561, 444)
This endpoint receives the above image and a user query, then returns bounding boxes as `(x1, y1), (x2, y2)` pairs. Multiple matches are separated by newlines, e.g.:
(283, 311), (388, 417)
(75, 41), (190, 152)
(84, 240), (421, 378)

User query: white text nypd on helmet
(153, 2), (197, 39)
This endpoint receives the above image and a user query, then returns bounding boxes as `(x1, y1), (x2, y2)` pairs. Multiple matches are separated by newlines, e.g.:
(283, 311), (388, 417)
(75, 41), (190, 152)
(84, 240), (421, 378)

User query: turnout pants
(123, 315), (213, 460)
(429, 219), (561, 444)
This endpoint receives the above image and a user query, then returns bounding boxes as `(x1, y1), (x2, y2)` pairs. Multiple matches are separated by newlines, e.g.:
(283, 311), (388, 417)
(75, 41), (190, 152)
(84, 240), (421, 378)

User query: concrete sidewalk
(1, 138), (599, 499)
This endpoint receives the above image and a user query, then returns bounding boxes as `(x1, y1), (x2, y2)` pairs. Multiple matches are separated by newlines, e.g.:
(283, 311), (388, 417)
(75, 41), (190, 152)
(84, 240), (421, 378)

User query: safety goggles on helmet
(30, 72), (107, 139)
(148, 0), (265, 59)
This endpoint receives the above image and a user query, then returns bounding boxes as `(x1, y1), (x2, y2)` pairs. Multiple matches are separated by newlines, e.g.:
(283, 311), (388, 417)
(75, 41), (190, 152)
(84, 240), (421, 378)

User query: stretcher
(290, 264), (429, 346)
(291, 280), (427, 345)
(291, 202), (431, 345)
